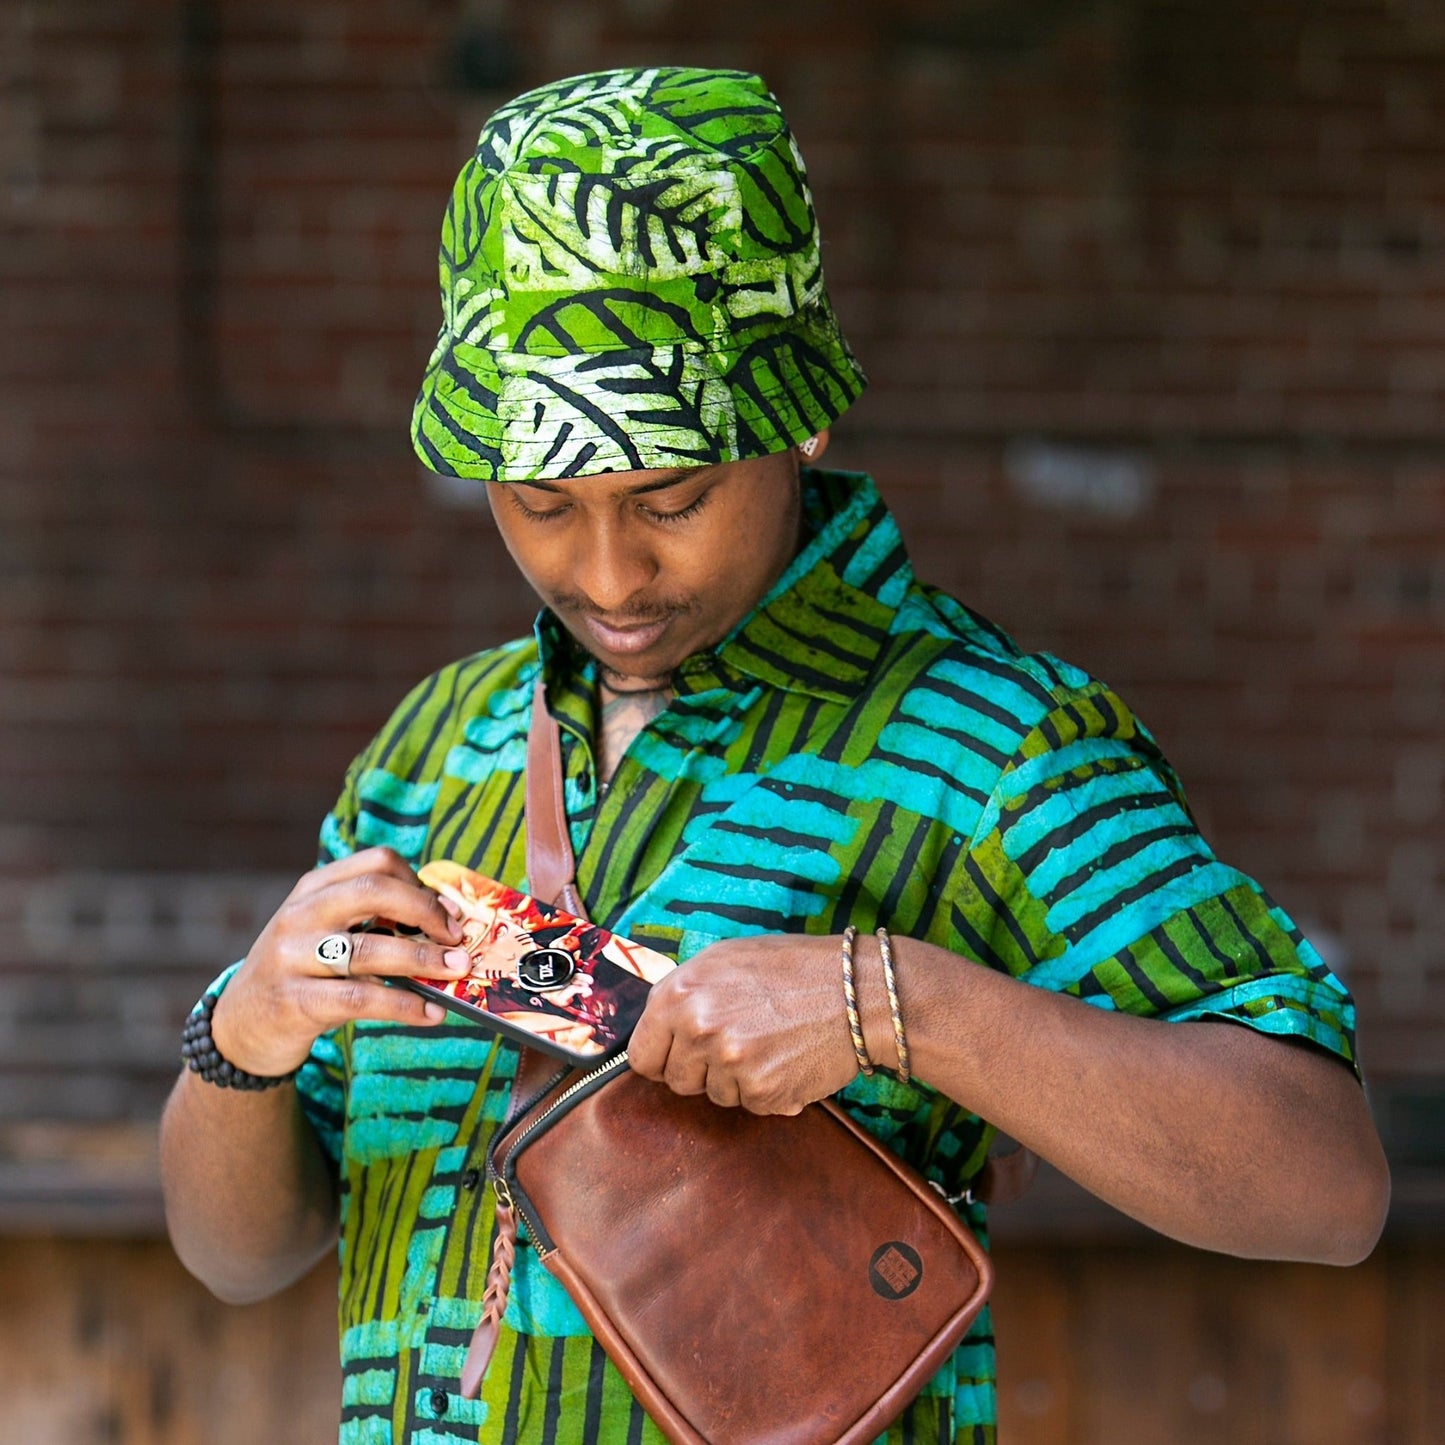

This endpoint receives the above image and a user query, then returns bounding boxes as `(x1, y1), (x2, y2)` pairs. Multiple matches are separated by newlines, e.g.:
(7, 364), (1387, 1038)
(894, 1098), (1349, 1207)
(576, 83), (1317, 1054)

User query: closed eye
(505, 490), (570, 523)
(643, 495), (707, 525)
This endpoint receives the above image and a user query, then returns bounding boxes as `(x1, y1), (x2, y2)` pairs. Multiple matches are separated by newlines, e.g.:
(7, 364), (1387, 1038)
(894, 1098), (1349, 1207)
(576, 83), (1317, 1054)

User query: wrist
(842, 929), (904, 1078)
(211, 959), (320, 1076)
(860, 933), (904, 1077)
(182, 974), (301, 1091)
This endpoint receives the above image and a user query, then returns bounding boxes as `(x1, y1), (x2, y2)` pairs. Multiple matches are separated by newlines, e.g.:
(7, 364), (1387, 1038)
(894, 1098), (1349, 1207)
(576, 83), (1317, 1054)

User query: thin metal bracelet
(180, 991), (298, 1091)
(840, 924), (873, 1076)
(875, 926), (910, 1084)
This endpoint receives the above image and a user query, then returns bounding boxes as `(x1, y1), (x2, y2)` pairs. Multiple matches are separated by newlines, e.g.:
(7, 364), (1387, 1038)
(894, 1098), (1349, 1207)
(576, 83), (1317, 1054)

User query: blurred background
(2, 0), (1443, 1440)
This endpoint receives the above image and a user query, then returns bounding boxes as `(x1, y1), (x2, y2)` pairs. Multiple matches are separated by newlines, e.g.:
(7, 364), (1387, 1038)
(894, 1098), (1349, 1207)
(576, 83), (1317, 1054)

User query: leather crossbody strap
(508, 677), (589, 1114)
(525, 678), (587, 919)
(461, 679), (581, 1395)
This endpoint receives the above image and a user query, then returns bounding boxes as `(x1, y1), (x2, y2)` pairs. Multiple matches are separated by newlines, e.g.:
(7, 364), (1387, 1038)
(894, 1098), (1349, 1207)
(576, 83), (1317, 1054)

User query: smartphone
(401, 860), (676, 1064)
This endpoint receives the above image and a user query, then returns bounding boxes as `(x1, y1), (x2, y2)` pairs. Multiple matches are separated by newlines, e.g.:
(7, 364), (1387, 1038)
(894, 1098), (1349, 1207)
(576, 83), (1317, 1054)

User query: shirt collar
(535, 469), (910, 710)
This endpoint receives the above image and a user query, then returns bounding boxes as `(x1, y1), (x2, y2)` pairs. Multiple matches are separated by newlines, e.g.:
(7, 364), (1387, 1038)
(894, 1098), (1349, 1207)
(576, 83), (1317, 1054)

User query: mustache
(550, 593), (697, 624)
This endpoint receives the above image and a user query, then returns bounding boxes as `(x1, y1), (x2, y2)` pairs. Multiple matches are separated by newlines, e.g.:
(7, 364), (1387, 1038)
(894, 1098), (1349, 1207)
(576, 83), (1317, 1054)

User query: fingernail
(438, 895), (463, 921)
(443, 948), (472, 974)
(424, 1001), (447, 1022)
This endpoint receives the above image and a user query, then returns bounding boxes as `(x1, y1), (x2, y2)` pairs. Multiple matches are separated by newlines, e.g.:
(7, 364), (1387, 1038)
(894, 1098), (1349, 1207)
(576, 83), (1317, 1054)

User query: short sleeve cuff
(296, 1029), (347, 1172)
(1161, 974), (1360, 1080)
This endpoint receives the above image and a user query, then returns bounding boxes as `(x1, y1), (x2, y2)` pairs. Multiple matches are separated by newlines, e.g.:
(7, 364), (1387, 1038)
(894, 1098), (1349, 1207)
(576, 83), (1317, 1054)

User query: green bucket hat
(411, 66), (866, 482)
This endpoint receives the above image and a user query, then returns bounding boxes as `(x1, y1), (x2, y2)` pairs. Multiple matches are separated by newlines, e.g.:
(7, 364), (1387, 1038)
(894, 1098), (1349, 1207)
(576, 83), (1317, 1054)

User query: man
(161, 66), (1389, 1444)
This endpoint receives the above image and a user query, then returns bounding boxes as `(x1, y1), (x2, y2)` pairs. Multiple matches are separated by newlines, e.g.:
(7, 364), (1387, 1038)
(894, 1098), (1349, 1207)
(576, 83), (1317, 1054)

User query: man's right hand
(210, 847), (473, 1078)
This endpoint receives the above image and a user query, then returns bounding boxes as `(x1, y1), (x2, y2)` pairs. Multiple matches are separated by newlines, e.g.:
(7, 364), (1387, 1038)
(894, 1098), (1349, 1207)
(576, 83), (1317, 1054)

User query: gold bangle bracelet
(840, 925), (873, 1076)
(876, 926), (910, 1084)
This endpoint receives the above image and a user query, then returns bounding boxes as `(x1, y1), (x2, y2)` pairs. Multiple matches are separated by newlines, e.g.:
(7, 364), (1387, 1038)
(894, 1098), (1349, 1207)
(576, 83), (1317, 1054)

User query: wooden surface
(3, 1235), (1441, 1443)
(991, 1239), (1445, 1444)
(1, 1239), (339, 1445)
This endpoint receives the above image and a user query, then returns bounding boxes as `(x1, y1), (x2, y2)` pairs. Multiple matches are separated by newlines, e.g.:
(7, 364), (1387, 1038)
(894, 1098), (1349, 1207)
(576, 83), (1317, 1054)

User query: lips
(581, 613), (673, 656)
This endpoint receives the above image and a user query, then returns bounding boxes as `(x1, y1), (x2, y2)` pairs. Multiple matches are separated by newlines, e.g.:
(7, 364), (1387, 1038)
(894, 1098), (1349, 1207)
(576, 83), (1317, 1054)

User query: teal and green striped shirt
(290, 469), (1356, 1444)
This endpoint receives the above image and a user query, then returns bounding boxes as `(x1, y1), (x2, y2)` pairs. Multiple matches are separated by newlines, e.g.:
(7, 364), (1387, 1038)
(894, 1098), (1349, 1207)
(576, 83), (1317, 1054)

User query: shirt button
(430, 1388), (450, 1417)
(461, 1167), (482, 1191)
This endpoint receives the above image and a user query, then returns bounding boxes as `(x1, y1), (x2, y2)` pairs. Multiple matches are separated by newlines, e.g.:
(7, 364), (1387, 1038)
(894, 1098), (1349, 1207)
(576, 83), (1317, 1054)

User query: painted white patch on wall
(1004, 440), (1154, 519)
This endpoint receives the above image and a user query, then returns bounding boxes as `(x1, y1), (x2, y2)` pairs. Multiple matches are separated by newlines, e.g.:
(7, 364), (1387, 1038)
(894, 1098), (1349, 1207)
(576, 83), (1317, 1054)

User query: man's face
(486, 439), (825, 691)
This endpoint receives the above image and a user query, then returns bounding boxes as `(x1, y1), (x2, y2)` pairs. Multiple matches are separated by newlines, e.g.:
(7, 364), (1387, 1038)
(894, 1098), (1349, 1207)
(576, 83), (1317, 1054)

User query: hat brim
(412, 318), (865, 482)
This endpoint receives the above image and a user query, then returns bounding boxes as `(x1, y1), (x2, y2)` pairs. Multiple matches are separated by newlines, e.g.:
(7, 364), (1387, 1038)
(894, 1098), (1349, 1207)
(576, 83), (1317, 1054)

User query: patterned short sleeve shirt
(290, 469), (1357, 1444)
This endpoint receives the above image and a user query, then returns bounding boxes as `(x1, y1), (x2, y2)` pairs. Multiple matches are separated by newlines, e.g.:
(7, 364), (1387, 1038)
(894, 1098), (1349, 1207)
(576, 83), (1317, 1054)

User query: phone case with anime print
(401, 860), (675, 1064)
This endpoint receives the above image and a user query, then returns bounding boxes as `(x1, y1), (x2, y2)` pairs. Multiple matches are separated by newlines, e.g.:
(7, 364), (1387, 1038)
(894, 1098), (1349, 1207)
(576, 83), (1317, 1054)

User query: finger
(662, 1048), (709, 1097)
(300, 976), (451, 1032)
(626, 1008), (671, 1080)
(290, 846), (421, 901)
(704, 1069), (742, 1109)
(340, 930), (474, 982)
(306, 871), (462, 944)
(739, 1089), (803, 1117)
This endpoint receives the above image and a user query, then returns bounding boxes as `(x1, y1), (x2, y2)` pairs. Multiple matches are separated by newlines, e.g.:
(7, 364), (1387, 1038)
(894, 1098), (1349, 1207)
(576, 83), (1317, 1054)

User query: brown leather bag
(458, 681), (1001, 1443)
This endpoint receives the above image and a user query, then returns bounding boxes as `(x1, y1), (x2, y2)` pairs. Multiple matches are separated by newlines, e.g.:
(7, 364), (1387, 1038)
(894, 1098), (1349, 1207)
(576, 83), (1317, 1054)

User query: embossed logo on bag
(869, 1241), (923, 1300)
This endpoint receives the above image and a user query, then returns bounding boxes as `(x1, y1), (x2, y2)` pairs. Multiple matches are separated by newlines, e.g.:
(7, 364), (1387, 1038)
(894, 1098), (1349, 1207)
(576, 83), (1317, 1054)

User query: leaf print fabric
(411, 67), (866, 482)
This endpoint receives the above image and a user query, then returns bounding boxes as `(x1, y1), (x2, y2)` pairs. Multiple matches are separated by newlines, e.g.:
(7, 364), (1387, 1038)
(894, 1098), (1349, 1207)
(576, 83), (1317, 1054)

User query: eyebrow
(512, 467), (708, 498)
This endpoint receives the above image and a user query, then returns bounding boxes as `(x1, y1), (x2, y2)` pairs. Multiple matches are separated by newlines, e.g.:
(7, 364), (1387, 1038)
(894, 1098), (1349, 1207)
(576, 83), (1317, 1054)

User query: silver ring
(315, 933), (354, 974)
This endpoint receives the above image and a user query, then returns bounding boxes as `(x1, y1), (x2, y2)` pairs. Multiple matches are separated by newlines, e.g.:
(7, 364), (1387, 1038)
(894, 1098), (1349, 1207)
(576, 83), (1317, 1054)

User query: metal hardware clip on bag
(458, 680), (1001, 1444)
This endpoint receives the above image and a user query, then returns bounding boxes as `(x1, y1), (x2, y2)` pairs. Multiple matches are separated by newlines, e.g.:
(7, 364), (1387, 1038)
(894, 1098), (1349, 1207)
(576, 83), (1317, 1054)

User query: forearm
(157, 847), (469, 1302)
(160, 1068), (339, 1303)
(630, 930), (1390, 1263)
(874, 938), (1390, 1264)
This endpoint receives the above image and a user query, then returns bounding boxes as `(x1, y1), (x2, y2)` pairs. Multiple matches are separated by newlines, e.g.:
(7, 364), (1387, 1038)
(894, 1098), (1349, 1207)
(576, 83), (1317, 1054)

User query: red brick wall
(2, 0), (1442, 1125)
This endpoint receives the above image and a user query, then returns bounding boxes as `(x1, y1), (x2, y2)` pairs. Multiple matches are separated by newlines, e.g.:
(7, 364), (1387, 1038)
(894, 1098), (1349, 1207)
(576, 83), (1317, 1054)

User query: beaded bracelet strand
(181, 991), (298, 1091)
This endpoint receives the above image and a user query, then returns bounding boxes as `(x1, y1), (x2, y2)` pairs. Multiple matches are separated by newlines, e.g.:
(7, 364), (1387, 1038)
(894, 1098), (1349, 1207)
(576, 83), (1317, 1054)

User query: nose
(572, 517), (658, 615)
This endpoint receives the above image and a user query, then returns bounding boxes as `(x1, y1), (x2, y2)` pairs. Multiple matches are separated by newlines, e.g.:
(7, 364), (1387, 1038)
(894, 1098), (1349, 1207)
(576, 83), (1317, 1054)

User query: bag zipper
(487, 1051), (631, 1255)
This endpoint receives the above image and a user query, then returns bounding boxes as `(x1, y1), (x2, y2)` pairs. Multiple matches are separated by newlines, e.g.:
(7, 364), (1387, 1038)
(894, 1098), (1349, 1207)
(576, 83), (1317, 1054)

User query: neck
(596, 679), (672, 787)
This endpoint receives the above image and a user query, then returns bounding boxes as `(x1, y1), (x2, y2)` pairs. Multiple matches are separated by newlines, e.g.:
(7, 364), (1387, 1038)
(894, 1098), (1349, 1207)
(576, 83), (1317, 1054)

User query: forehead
(505, 466), (708, 499)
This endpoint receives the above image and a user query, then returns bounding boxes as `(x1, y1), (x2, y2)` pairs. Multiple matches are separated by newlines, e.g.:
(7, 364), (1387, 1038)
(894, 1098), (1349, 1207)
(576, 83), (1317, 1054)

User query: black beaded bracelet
(180, 991), (298, 1091)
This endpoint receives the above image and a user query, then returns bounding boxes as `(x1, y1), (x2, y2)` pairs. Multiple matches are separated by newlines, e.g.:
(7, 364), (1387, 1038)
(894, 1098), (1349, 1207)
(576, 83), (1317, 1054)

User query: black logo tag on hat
(516, 947), (577, 992)
(869, 1241), (923, 1300)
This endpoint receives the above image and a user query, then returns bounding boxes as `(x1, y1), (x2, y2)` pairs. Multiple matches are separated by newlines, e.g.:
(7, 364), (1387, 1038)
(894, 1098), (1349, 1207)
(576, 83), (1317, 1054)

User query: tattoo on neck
(598, 685), (672, 787)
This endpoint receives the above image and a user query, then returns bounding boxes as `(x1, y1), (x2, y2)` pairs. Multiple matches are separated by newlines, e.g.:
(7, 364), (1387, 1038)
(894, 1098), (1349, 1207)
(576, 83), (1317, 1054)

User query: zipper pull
(460, 1177), (517, 1399)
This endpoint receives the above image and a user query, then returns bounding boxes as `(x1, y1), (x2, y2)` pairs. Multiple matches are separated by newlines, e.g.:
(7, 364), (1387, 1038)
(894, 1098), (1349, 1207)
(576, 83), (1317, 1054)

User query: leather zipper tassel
(460, 1182), (518, 1399)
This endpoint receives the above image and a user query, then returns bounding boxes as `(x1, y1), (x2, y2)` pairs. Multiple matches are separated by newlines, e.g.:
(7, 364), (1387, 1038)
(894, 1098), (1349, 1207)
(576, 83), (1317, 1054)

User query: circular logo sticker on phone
(516, 947), (577, 992)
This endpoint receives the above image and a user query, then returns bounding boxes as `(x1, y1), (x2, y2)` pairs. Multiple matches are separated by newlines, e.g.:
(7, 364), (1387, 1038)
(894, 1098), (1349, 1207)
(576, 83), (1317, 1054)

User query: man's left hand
(626, 934), (860, 1114)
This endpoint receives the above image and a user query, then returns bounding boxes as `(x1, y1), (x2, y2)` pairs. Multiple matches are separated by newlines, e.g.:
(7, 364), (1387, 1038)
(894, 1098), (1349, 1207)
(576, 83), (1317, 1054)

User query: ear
(795, 428), (832, 464)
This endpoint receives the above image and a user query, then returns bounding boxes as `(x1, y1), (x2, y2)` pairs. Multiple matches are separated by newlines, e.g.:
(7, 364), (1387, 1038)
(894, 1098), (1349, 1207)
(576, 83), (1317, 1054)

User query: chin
(600, 663), (675, 693)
